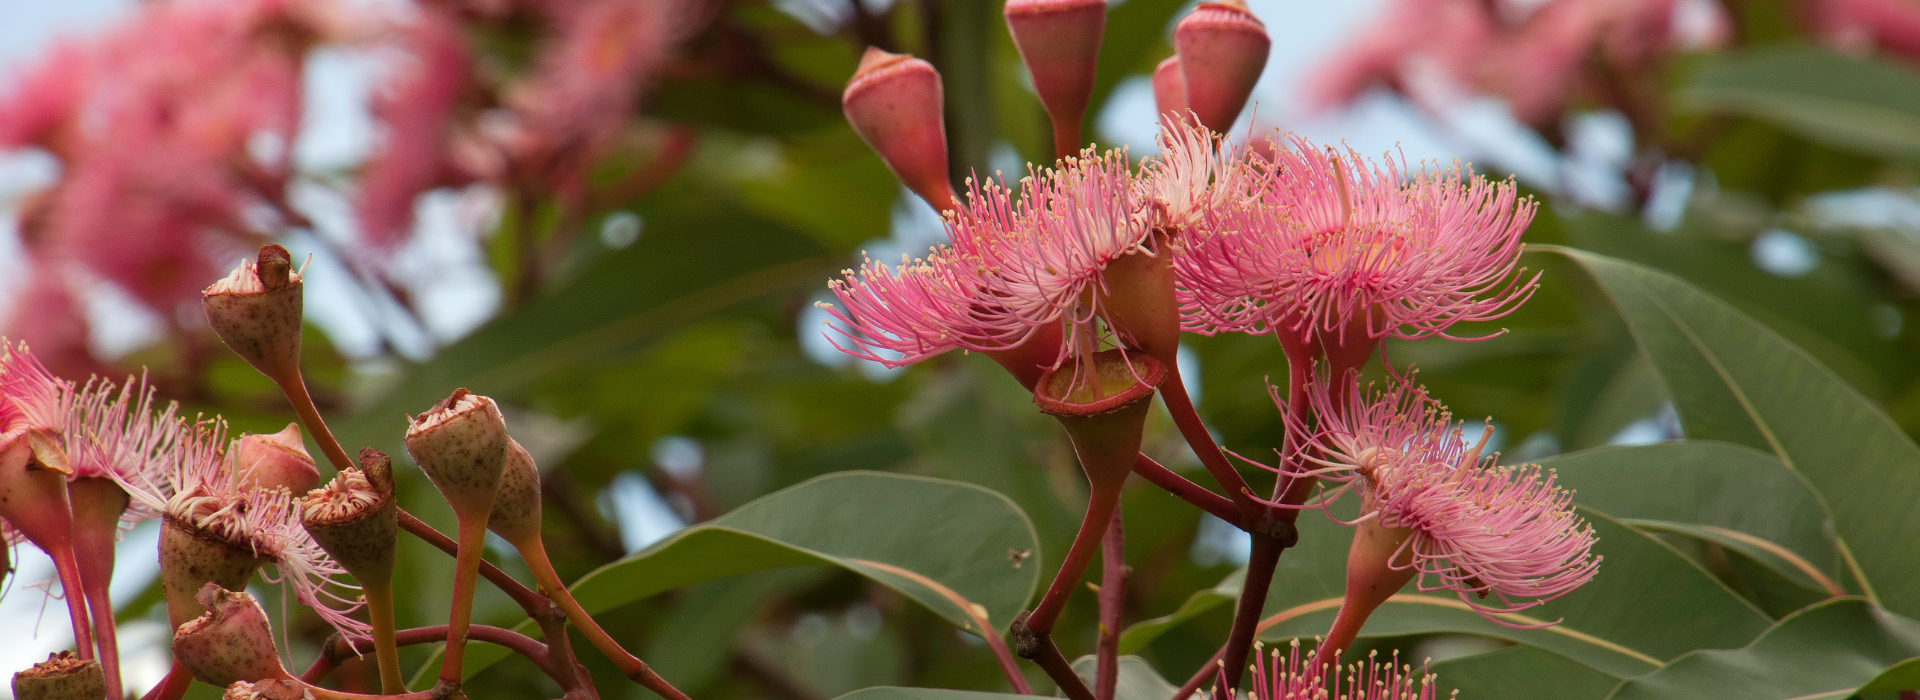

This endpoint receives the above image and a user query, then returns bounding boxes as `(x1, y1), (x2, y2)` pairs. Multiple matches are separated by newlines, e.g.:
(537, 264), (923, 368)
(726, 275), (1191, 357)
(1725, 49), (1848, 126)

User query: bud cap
(1174, 0), (1270, 133)
(1004, 0), (1107, 146)
(230, 423), (320, 494)
(203, 245), (305, 381)
(843, 48), (957, 211)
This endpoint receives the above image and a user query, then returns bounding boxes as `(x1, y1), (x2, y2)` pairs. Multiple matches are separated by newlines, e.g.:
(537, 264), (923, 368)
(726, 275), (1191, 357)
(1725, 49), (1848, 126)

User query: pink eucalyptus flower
(824, 148), (1162, 372)
(1288, 371), (1600, 621)
(0, 340), (73, 439)
(1244, 642), (1444, 700)
(1139, 115), (1262, 234)
(502, 0), (674, 190)
(0, 0), (348, 337)
(357, 11), (473, 250)
(1175, 136), (1538, 358)
(63, 374), (182, 525)
(113, 418), (370, 640)
(1809, 0), (1920, 57)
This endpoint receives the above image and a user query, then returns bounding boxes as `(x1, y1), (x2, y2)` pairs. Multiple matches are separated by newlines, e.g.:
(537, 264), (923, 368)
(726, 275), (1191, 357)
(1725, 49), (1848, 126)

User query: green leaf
(1432, 646), (1622, 700)
(440, 472), (1039, 682)
(1549, 246), (1920, 618)
(831, 688), (1022, 700)
(1256, 508), (1771, 680)
(1677, 45), (1920, 161)
(1069, 655), (1182, 700)
(1118, 568), (1243, 654)
(1858, 657), (1920, 694)
(1608, 598), (1920, 700)
(1544, 441), (1842, 594)
(334, 204), (838, 455)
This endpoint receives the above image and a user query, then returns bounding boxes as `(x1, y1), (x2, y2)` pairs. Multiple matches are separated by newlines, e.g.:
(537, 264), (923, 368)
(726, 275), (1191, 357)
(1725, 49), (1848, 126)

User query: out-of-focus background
(6, 0), (1920, 696)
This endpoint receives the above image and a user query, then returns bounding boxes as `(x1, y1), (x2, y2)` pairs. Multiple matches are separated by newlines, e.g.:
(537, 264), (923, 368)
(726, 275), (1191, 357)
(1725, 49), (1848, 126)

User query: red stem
(303, 625), (555, 684)
(1131, 454), (1238, 525)
(1051, 117), (1084, 161)
(70, 479), (127, 700)
(1159, 371), (1260, 525)
(518, 537), (690, 700)
(1026, 483), (1122, 633)
(48, 544), (95, 664)
(274, 373), (355, 476)
(139, 662), (193, 700)
(1176, 646), (1225, 700)
(1212, 534), (1282, 695)
(437, 517), (489, 685)
(1031, 640), (1095, 700)
(396, 510), (548, 614)
(1094, 510), (1125, 700)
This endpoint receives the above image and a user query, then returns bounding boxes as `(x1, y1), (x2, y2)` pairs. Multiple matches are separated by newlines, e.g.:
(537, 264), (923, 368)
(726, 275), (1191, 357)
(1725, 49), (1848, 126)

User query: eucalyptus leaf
(1069, 655), (1183, 700)
(1255, 508), (1770, 680)
(1118, 568), (1244, 654)
(1608, 598), (1920, 700)
(1431, 645), (1621, 700)
(1549, 246), (1920, 618)
(1677, 46), (1920, 161)
(334, 204), (838, 456)
(1544, 441), (1842, 594)
(425, 472), (1039, 684)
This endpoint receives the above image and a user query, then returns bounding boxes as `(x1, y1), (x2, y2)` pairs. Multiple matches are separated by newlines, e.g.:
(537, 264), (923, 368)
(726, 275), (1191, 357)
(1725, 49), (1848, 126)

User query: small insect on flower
(1287, 370), (1600, 625)
(1176, 137), (1538, 372)
(1241, 641), (1451, 700)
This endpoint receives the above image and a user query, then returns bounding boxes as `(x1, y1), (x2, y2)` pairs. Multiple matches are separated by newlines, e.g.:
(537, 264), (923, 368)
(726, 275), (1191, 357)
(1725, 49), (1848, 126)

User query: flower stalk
(301, 449), (402, 694)
(403, 389), (508, 690)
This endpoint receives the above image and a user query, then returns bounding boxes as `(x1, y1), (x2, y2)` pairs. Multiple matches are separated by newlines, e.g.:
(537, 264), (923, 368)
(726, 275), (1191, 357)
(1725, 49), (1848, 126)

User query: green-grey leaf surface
(1070, 655), (1182, 700)
(1255, 508), (1769, 680)
(435, 472), (1039, 683)
(1677, 46), (1920, 160)
(1550, 247), (1920, 617)
(832, 688), (1022, 700)
(1117, 568), (1243, 654)
(1432, 645), (1621, 700)
(1544, 441), (1841, 592)
(1608, 598), (1920, 700)
(334, 206), (837, 455)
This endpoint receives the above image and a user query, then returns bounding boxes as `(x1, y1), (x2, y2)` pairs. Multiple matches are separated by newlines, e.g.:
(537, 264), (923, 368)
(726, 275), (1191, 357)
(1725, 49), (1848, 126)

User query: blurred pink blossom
(1309, 0), (1727, 125)
(0, 0), (350, 361)
(357, 11), (473, 249)
(1808, 0), (1920, 57)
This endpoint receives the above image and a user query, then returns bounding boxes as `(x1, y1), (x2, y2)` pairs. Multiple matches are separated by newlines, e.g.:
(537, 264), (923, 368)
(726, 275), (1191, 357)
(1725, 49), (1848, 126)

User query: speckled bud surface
(159, 518), (267, 630)
(487, 438), (543, 546)
(203, 246), (304, 380)
(173, 584), (291, 687)
(231, 424), (320, 494)
(404, 390), (508, 521)
(11, 652), (106, 700)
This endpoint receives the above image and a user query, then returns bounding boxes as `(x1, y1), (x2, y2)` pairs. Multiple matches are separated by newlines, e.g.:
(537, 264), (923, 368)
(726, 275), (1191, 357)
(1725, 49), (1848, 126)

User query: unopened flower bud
(11, 652), (106, 700)
(203, 245), (304, 381)
(487, 439), (542, 547)
(1151, 56), (1188, 123)
(224, 680), (312, 700)
(404, 389), (507, 520)
(1173, 0), (1269, 133)
(173, 584), (291, 688)
(1032, 350), (1165, 492)
(301, 448), (398, 583)
(843, 48), (957, 211)
(1004, 0), (1106, 156)
(230, 424), (320, 494)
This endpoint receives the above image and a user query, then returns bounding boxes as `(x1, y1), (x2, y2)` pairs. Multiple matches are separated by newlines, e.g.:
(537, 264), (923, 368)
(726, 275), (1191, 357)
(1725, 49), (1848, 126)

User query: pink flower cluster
(1246, 642), (1446, 700)
(823, 148), (1155, 368)
(825, 119), (1538, 372)
(1308, 0), (1729, 125)
(1, 340), (368, 639)
(356, 0), (678, 248)
(1176, 135), (1537, 347)
(1290, 370), (1600, 621)
(0, 0), (348, 376)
